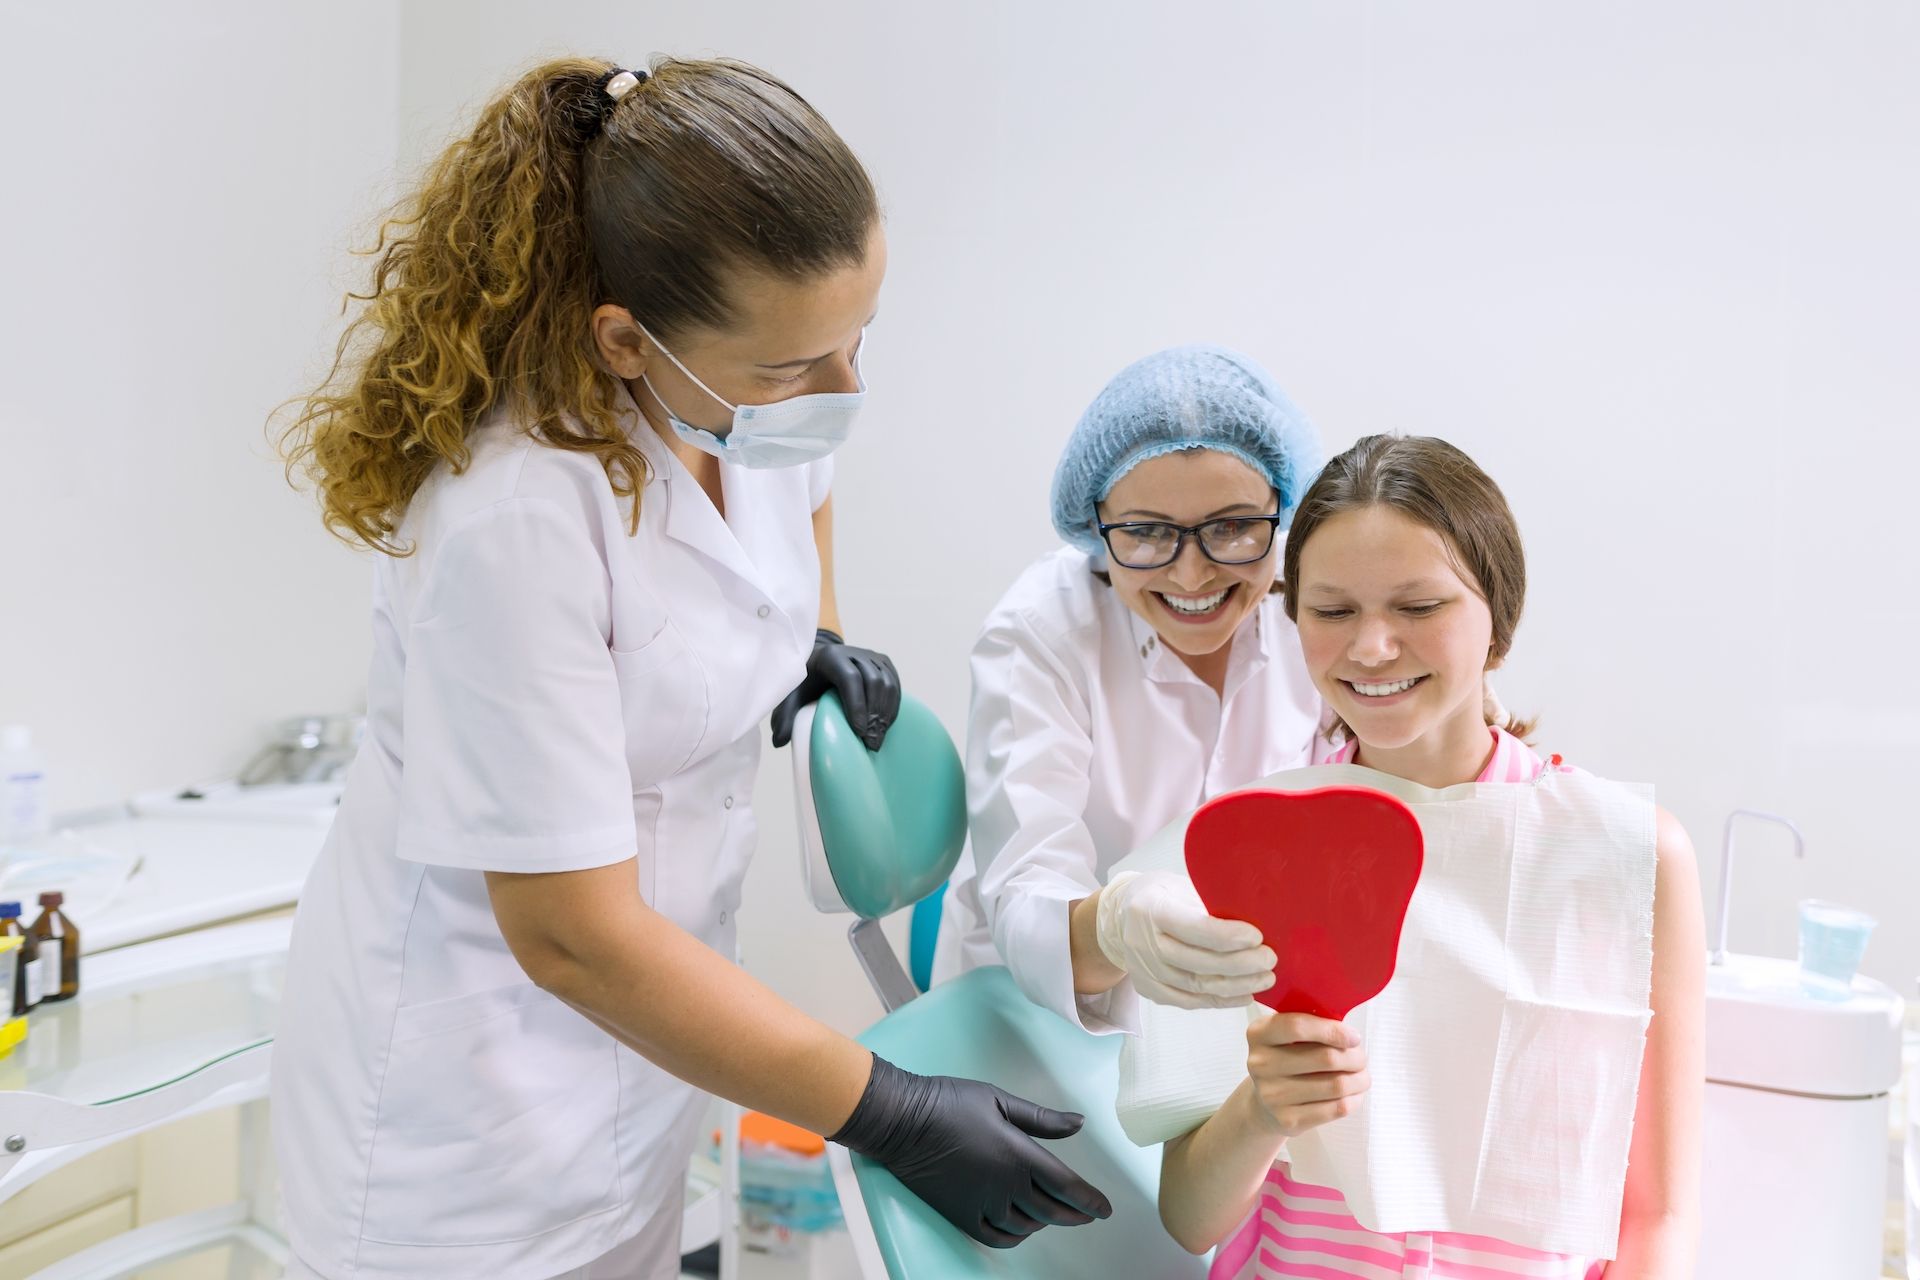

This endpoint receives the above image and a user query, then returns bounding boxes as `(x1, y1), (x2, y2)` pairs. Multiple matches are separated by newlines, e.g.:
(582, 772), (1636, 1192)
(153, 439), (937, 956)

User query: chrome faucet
(237, 714), (364, 787)
(1710, 808), (1806, 966)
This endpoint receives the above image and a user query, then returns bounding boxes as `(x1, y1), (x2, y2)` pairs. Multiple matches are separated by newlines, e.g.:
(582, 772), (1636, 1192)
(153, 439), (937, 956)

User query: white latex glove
(1094, 870), (1277, 1010)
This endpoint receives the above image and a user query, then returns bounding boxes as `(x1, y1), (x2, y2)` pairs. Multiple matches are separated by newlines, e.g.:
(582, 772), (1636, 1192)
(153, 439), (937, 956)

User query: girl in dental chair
(1155, 436), (1703, 1279)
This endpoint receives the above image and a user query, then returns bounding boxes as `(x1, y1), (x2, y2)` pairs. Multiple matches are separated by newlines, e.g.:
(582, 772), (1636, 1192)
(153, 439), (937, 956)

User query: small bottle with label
(28, 892), (78, 1003)
(0, 901), (38, 1014)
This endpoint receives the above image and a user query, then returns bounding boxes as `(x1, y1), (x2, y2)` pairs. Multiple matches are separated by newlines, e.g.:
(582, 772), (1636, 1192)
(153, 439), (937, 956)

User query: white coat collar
(617, 383), (775, 603)
(1119, 584), (1276, 697)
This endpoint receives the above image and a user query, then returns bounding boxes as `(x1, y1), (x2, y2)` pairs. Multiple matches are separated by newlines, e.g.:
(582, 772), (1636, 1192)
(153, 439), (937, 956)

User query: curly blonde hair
(279, 56), (878, 554)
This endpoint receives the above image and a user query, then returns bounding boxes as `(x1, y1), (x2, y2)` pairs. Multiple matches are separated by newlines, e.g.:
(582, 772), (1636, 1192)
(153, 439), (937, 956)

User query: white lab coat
(273, 388), (829, 1279)
(933, 546), (1324, 1034)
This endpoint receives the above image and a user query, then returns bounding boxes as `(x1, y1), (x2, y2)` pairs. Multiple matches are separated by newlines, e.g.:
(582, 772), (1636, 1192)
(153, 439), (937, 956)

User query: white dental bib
(1115, 762), (1657, 1259)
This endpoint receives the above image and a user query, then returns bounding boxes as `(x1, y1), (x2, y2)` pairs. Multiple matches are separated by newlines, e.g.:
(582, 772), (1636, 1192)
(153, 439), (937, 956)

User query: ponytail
(1480, 674), (1538, 747)
(280, 55), (877, 553)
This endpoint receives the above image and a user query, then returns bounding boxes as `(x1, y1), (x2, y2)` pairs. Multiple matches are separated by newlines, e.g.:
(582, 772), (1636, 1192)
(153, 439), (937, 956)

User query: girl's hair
(279, 56), (879, 553)
(1282, 434), (1536, 741)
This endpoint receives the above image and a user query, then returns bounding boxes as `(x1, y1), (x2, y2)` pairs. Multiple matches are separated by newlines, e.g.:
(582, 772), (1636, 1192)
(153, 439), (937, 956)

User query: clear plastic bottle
(0, 726), (50, 863)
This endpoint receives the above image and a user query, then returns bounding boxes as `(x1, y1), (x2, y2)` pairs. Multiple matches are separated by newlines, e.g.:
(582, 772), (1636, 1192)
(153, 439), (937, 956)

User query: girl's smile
(1294, 505), (1497, 788)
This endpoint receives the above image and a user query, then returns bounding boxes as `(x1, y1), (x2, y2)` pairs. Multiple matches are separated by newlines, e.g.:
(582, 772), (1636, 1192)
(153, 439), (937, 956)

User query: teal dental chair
(790, 693), (1206, 1279)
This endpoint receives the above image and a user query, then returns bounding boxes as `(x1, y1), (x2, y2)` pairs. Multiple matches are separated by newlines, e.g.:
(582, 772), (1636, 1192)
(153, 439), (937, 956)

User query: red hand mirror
(1185, 786), (1424, 1019)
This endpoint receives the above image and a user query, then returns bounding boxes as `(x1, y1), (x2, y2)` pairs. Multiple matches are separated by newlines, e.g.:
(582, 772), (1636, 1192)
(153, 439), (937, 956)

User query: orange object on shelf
(718, 1111), (827, 1156)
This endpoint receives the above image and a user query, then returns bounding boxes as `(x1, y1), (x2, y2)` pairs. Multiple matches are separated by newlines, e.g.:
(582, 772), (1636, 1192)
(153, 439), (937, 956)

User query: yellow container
(0, 934), (23, 1059)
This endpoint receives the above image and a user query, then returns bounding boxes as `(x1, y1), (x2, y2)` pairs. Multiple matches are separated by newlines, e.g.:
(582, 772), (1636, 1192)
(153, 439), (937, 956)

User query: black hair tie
(580, 67), (647, 142)
(599, 67), (647, 103)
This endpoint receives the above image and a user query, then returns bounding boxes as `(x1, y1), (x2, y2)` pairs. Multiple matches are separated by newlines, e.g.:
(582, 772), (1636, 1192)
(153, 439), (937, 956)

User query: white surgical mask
(636, 323), (866, 469)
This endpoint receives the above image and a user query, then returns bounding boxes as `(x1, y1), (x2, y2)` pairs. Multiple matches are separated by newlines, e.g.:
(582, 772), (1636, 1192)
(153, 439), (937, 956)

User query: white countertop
(1, 785), (335, 954)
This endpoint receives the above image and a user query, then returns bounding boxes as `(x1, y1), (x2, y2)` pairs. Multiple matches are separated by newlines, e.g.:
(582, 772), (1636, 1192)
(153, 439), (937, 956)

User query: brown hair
(1282, 434), (1536, 741)
(278, 56), (879, 553)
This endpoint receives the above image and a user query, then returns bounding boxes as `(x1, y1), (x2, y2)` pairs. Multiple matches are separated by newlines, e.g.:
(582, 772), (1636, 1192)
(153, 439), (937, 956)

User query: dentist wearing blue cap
(936, 346), (1330, 1033)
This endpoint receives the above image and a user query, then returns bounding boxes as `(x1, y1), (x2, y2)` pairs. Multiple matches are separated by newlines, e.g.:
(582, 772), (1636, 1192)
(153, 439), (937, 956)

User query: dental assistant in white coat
(273, 57), (1109, 1280)
(934, 346), (1331, 1032)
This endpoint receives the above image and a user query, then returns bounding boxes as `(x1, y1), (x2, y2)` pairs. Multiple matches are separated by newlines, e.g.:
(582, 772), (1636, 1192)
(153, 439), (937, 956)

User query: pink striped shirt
(1209, 729), (1606, 1280)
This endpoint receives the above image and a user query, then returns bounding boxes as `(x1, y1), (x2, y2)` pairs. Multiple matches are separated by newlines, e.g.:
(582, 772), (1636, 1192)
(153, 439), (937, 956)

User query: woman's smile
(1154, 584), (1238, 623)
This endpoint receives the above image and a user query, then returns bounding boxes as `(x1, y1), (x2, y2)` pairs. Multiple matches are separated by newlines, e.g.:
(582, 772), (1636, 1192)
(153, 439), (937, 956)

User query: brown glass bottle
(29, 891), (79, 1003)
(0, 902), (37, 1015)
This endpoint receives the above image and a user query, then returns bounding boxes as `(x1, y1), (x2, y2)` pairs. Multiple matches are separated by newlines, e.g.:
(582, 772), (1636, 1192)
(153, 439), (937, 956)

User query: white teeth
(1159, 587), (1230, 615)
(1350, 677), (1421, 697)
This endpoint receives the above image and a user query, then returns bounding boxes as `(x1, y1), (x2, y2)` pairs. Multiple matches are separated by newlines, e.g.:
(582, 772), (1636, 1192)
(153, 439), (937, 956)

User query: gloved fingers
(1176, 967), (1275, 1001)
(995, 1090), (1084, 1141)
(1130, 971), (1253, 1011)
(1127, 948), (1269, 1004)
(1155, 905), (1267, 954)
(1016, 1182), (1099, 1228)
(967, 1217), (1026, 1249)
(1123, 943), (1244, 1007)
(864, 651), (902, 745)
(1125, 931), (1265, 991)
(1020, 1143), (1114, 1220)
(1123, 971), (1183, 1008)
(990, 1203), (1050, 1238)
(1196, 990), (1264, 1008)
(768, 686), (806, 748)
(824, 654), (872, 745)
(1125, 947), (1211, 1001)
(1152, 932), (1277, 978)
(1021, 1189), (1098, 1228)
(833, 650), (900, 750)
(842, 653), (893, 750)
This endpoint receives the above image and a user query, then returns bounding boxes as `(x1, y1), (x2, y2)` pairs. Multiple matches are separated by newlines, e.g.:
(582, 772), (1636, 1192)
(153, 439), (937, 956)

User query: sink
(1704, 951), (1903, 1097)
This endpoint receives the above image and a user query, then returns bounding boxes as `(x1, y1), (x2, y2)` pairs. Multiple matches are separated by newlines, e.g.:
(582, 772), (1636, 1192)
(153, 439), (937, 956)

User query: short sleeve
(395, 498), (637, 873)
(806, 456), (834, 511)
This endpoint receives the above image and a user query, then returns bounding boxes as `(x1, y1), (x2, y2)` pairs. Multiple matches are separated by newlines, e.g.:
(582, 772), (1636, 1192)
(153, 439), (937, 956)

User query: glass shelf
(0, 949), (282, 1105)
(144, 1234), (283, 1280)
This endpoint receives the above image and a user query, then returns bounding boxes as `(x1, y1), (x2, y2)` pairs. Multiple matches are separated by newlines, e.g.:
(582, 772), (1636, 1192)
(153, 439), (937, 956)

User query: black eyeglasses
(1096, 510), (1284, 570)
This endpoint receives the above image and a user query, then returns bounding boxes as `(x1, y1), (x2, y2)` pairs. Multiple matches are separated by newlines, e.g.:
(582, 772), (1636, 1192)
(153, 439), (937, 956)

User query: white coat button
(757, 605), (771, 619)
(719, 910), (729, 925)
(723, 795), (734, 809)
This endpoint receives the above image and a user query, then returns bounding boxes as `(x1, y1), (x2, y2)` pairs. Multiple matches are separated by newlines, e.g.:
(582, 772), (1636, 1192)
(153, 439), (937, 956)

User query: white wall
(0, 1), (398, 811)
(5, 3), (1914, 1038)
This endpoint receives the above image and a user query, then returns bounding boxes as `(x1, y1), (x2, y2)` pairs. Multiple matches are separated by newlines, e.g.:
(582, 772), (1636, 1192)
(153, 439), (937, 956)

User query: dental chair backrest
(794, 693), (1204, 1278)
(791, 692), (966, 1010)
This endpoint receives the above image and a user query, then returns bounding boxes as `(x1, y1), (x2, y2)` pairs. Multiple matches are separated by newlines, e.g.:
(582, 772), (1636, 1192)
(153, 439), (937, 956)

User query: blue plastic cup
(1797, 899), (1876, 1000)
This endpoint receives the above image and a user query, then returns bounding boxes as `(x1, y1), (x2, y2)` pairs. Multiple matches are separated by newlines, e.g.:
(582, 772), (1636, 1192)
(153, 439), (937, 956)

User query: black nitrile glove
(769, 628), (901, 752)
(828, 1053), (1113, 1248)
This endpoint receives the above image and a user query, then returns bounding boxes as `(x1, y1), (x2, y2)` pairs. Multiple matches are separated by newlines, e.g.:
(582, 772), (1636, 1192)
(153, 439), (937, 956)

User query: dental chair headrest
(792, 691), (966, 920)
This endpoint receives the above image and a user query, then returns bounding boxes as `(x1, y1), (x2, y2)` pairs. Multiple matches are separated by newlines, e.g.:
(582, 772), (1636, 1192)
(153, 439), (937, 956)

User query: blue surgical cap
(1048, 345), (1323, 557)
